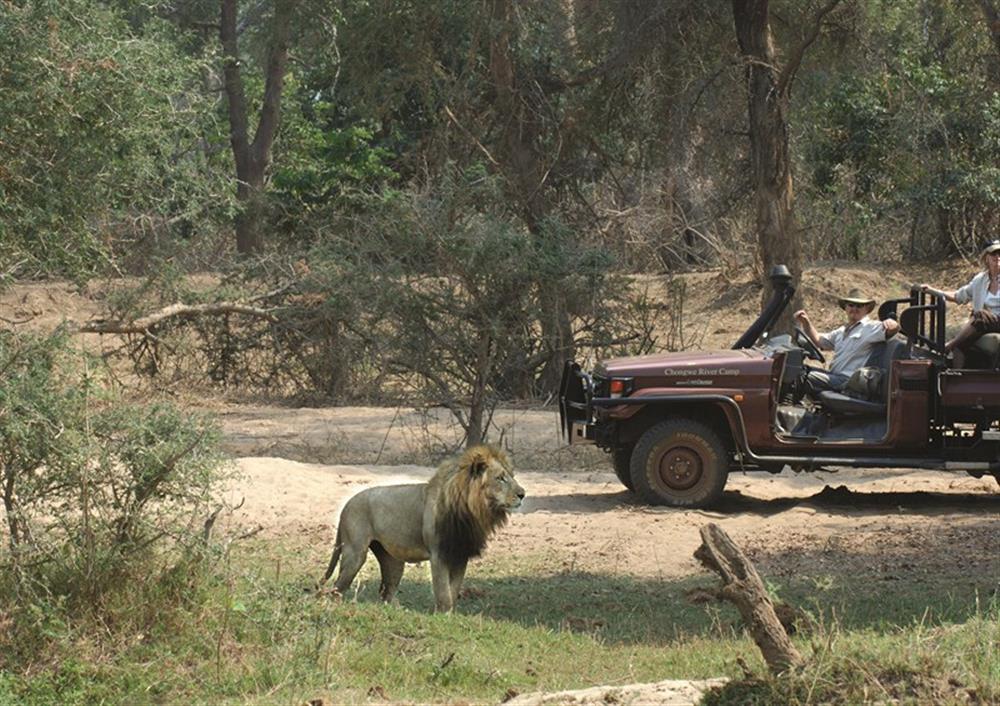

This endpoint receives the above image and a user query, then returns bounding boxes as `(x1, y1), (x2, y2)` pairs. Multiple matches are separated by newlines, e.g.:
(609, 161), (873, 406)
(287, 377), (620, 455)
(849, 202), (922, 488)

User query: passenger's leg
(946, 320), (980, 353)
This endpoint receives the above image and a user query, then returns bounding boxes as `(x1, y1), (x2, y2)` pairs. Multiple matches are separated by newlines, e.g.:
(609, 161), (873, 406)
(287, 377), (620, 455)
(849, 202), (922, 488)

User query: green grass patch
(1, 539), (995, 705)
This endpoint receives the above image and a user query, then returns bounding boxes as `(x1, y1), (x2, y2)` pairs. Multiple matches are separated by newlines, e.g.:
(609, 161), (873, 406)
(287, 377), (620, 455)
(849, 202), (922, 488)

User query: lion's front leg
(429, 552), (456, 612)
(448, 560), (468, 607)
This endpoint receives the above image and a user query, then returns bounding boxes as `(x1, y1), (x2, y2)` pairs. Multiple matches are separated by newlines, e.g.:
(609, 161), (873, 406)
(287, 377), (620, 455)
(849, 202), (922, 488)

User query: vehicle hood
(596, 348), (767, 377)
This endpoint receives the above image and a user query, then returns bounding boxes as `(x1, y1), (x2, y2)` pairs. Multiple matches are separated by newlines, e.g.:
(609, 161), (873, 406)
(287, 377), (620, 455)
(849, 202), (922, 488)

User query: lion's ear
(465, 447), (489, 476)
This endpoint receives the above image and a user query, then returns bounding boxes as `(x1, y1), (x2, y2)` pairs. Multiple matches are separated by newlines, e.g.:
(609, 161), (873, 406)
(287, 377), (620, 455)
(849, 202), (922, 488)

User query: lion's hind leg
(332, 541), (369, 598)
(371, 542), (405, 603)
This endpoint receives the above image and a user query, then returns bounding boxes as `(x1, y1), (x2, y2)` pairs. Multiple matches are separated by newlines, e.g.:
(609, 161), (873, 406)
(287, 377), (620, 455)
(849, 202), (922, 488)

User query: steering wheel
(793, 325), (826, 363)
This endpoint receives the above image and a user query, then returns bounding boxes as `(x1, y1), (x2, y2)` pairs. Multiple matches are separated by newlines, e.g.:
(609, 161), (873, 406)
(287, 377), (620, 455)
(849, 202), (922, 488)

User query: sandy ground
(219, 409), (1000, 583)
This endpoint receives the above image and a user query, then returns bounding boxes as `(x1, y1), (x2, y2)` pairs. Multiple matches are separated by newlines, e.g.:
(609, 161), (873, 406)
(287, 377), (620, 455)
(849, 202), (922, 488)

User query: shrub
(0, 328), (229, 664)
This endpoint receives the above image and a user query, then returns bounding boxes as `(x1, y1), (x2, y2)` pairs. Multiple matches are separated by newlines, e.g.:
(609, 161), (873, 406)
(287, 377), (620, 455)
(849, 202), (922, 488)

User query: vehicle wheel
(612, 445), (635, 490)
(630, 419), (729, 508)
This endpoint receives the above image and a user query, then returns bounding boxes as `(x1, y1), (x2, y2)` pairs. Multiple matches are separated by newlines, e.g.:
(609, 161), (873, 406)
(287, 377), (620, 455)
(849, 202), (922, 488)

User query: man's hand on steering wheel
(793, 325), (826, 362)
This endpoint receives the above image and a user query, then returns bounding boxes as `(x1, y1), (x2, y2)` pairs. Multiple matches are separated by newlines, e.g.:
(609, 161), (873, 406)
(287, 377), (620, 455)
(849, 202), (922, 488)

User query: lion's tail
(318, 540), (342, 587)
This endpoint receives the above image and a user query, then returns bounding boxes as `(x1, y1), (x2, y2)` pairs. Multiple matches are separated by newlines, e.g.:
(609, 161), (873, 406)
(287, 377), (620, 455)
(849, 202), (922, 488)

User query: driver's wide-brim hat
(981, 239), (1000, 259)
(838, 288), (876, 308)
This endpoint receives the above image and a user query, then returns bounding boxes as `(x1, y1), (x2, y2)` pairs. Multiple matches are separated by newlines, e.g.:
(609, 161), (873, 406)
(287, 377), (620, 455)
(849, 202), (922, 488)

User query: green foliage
(0, 329), (229, 664)
(0, 0), (232, 278)
(273, 65), (401, 228)
(799, 0), (1000, 260)
(274, 121), (398, 213)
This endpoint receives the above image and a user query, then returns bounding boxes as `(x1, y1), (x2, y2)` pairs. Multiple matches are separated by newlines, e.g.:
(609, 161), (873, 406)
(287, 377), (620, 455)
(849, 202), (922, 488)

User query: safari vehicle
(559, 265), (1000, 507)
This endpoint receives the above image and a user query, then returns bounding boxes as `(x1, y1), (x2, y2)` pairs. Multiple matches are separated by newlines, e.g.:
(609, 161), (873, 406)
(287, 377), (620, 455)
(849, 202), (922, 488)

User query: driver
(793, 288), (900, 398)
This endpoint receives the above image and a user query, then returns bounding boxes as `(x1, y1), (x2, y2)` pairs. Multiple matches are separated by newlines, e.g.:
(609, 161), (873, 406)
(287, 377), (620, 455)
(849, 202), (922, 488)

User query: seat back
(868, 337), (909, 374)
(863, 342), (886, 369)
(845, 338), (908, 403)
(820, 337), (909, 417)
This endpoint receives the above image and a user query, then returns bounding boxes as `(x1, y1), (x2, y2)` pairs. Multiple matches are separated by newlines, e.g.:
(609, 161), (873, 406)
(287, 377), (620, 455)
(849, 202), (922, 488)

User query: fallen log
(693, 522), (802, 673)
(74, 301), (278, 335)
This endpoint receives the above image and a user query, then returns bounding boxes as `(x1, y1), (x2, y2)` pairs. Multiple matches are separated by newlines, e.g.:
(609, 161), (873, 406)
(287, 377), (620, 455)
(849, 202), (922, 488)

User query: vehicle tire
(612, 445), (635, 490)
(629, 419), (729, 508)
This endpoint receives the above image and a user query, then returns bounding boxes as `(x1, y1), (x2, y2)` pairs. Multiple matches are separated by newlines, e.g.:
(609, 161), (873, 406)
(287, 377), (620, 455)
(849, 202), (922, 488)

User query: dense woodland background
(2, 0), (1000, 440)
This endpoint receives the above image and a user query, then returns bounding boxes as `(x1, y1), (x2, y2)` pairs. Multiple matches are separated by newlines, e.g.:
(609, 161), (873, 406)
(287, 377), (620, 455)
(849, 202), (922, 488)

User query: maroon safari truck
(559, 266), (1000, 508)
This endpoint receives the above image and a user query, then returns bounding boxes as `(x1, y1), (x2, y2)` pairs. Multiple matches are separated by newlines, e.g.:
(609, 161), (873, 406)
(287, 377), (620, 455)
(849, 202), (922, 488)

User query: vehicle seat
(817, 338), (909, 416)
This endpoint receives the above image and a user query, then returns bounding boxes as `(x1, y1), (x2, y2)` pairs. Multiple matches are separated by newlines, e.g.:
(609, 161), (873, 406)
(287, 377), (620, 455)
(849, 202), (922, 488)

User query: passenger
(919, 238), (1000, 368)
(793, 289), (900, 398)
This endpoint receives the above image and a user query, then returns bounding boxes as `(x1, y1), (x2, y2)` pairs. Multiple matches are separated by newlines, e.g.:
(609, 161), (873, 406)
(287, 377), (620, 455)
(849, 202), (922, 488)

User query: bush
(0, 328), (229, 664)
(0, 0), (232, 278)
(94, 169), (663, 437)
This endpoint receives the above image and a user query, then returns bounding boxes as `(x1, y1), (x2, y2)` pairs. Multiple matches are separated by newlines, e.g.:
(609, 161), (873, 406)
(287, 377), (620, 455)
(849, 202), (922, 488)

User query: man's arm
(793, 310), (834, 350)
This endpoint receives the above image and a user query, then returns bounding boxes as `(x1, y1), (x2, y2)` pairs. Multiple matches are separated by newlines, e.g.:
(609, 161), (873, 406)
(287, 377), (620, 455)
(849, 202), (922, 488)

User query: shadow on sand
(524, 484), (1000, 518)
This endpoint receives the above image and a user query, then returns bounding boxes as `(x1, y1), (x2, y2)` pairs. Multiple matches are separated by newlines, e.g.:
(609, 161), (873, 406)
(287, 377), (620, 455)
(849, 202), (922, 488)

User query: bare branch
(74, 301), (278, 335)
(442, 106), (500, 167)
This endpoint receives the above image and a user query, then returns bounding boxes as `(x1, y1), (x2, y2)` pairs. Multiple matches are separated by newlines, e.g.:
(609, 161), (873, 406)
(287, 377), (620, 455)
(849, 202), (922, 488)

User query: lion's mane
(431, 445), (513, 568)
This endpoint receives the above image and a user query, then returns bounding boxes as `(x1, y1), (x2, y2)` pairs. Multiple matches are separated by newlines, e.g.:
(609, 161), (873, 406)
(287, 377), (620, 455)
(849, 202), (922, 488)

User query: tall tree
(486, 0), (574, 393)
(220, 0), (294, 254)
(731, 0), (841, 326)
(0, 0), (231, 277)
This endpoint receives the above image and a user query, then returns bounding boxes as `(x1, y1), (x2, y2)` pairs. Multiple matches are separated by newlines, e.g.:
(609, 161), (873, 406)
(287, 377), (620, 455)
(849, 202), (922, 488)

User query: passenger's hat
(838, 288), (876, 310)
(981, 239), (1000, 260)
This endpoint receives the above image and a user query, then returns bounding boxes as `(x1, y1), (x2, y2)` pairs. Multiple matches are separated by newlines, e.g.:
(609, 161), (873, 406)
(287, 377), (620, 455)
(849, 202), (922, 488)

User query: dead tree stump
(694, 523), (803, 673)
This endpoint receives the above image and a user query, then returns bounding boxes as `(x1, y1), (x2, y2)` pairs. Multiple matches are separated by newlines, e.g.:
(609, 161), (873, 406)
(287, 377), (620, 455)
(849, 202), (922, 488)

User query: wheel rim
(656, 446), (703, 491)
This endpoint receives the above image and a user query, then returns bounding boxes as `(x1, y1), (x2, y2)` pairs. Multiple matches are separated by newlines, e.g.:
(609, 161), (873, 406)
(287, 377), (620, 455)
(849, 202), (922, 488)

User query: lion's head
(433, 444), (525, 567)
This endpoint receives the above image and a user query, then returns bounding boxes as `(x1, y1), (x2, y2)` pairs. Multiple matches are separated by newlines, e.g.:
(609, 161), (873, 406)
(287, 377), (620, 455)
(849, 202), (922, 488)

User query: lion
(318, 444), (525, 612)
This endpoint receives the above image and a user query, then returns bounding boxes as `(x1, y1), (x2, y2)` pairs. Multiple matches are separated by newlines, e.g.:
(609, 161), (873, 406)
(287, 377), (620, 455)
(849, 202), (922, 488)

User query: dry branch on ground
(694, 522), (803, 673)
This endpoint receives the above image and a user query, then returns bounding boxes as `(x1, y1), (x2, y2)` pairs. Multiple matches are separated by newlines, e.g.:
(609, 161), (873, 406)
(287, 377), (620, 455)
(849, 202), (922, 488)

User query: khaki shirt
(819, 318), (887, 378)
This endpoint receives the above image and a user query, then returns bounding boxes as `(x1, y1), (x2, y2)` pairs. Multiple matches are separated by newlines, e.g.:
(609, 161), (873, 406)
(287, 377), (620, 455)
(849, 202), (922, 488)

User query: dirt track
(217, 404), (1000, 584)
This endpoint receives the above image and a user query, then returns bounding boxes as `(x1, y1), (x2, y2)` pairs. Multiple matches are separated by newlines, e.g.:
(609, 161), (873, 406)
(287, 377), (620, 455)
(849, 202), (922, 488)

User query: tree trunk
(488, 0), (574, 397)
(220, 0), (293, 254)
(466, 333), (494, 446)
(732, 0), (802, 333)
(694, 522), (803, 673)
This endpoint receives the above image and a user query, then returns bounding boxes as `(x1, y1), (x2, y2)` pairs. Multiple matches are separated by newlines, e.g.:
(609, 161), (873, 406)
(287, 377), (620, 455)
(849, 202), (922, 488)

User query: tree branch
(694, 523), (803, 673)
(777, 0), (843, 96)
(251, 0), (293, 166)
(74, 302), (278, 335)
